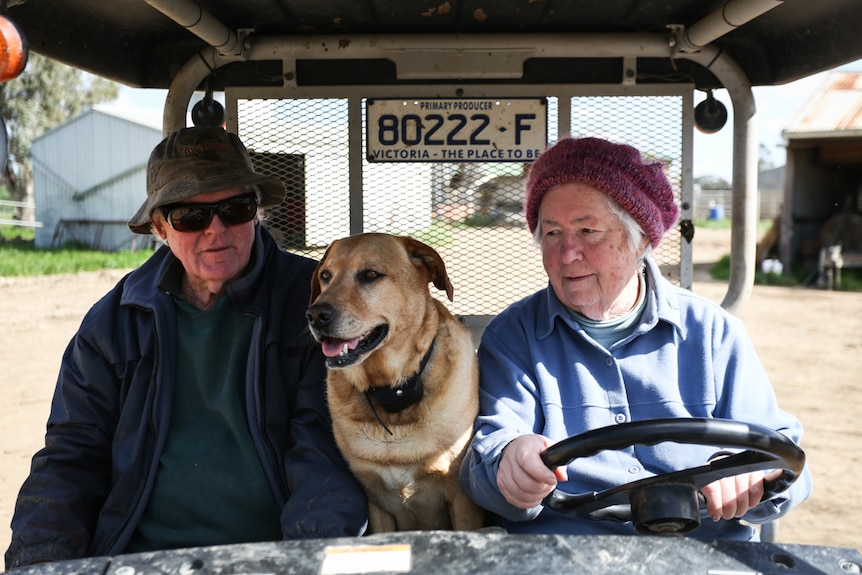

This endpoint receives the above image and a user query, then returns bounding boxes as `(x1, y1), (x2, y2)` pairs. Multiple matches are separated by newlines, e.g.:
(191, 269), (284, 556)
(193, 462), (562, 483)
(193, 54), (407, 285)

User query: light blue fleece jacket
(460, 257), (812, 541)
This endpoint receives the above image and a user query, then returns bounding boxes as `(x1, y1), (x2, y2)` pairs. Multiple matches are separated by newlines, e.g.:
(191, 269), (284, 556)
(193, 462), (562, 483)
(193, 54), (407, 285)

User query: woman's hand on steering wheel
(498, 434), (568, 509)
(701, 468), (783, 522)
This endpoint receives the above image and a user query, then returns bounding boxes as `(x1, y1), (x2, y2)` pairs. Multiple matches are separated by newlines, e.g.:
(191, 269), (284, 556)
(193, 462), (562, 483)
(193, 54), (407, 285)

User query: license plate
(366, 98), (547, 162)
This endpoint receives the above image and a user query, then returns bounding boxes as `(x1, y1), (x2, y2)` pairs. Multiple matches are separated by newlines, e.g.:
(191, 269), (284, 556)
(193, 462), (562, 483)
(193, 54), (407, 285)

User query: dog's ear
(404, 237), (455, 302)
(309, 240), (337, 304)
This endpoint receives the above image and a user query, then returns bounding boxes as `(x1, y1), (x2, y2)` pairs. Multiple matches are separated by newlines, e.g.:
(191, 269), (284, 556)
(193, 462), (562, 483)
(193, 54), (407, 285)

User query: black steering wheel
(540, 418), (805, 534)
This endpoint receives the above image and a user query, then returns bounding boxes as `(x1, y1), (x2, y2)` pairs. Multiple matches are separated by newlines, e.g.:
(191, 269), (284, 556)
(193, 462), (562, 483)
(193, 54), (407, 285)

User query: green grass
(694, 218), (733, 230)
(709, 254), (862, 291)
(831, 268), (862, 291)
(0, 224), (35, 242)
(461, 213), (501, 227)
(701, 215), (862, 291)
(407, 221), (456, 247)
(0, 226), (154, 277)
(5, 215), (860, 290)
(710, 255), (799, 286)
(693, 218), (774, 233)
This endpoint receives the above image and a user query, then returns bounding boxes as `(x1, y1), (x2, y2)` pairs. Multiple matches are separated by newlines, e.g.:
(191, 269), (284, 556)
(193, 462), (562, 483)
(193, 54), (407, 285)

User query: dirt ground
(1, 228), (860, 567)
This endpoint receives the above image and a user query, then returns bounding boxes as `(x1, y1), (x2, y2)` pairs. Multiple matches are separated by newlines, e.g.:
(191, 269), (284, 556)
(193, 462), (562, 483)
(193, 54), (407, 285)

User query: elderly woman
(460, 137), (812, 541)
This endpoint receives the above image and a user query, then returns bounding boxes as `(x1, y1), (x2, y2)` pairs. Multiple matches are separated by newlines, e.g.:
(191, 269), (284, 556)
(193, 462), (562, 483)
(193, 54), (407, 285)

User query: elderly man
(6, 126), (367, 570)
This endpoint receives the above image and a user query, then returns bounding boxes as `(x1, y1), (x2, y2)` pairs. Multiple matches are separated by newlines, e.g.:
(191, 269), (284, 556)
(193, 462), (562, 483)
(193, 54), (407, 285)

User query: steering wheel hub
(630, 482), (701, 534)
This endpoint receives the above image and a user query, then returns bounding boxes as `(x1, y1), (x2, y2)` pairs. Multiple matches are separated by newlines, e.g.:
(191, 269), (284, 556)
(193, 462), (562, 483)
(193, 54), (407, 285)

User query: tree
(758, 142), (776, 172)
(0, 53), (119, 219)
(694, 175), (731, 190)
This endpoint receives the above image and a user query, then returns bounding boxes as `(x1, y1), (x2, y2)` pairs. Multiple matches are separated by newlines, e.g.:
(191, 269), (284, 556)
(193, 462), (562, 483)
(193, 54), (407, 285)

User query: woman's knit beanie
(524, 137), (679, 248)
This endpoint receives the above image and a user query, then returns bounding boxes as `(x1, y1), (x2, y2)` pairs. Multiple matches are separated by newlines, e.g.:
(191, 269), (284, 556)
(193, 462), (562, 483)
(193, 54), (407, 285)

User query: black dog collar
(365, 338), (435, 427)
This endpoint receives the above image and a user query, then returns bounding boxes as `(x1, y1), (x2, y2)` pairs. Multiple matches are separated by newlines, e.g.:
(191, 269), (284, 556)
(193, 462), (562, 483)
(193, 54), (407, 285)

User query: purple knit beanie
(524, 137), (679, 248)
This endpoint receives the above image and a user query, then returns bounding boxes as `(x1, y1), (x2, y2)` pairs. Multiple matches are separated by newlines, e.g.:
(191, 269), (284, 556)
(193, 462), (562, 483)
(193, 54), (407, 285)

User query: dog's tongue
(321, 337), (360, 358)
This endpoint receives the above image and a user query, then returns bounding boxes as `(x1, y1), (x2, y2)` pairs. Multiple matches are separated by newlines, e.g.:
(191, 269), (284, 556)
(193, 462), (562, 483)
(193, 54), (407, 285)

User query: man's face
(152, 187), (257, 293)
(539, 183), (647, 320)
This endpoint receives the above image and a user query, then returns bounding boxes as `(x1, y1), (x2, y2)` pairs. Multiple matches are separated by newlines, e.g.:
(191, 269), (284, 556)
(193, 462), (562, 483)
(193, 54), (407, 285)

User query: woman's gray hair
(531, 192), (652, 264)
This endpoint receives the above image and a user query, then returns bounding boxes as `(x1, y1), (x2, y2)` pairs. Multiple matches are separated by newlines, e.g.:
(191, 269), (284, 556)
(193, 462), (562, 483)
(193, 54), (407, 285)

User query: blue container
(709, 204), (725, 220)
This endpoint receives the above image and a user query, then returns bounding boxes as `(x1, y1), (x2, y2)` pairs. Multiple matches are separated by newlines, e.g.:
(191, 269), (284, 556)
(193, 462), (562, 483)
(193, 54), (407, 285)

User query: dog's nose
(306, 303), (335, 328)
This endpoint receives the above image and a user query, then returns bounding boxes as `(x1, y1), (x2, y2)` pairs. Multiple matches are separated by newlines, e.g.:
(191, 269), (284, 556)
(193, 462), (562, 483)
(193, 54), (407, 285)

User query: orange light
(0, 14), (27, 82)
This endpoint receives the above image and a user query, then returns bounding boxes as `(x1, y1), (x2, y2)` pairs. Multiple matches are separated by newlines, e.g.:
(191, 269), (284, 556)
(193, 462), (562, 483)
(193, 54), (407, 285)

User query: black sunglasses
(160, 193), (259, 233)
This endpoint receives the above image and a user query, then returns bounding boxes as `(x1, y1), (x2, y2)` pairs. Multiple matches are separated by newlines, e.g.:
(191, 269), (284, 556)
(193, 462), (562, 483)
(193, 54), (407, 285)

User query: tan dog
(306, 233), (484, 533)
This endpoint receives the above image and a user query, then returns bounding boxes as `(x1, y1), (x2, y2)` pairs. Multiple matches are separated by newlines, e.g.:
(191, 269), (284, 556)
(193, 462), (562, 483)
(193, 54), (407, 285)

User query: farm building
(779, 71), (862, 285)
(30, 102), (435, 252)
(31, 107), (163, 250)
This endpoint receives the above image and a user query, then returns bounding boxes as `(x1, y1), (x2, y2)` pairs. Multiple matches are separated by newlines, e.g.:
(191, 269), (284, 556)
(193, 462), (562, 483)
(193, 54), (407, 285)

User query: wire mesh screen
(236, 94), (682, 319)
(241, 99), (351, 251)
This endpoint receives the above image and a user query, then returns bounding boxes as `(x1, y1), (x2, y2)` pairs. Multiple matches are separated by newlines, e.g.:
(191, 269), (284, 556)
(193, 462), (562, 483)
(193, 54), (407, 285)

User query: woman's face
(539, 183), (647, 320)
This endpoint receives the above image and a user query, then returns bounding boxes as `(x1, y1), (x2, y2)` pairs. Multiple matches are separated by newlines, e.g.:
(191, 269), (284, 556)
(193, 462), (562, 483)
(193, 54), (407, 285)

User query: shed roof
(783, 72), (862, 140)
(32, 107), (163, 146)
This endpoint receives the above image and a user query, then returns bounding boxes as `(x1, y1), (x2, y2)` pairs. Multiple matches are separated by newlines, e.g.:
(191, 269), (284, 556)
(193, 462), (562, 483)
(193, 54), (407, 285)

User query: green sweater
(126, 295), (281, 552)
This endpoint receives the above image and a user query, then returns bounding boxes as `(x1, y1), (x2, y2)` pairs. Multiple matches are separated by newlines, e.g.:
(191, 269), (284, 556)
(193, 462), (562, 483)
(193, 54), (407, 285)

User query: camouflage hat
(128, 126), (285, 234)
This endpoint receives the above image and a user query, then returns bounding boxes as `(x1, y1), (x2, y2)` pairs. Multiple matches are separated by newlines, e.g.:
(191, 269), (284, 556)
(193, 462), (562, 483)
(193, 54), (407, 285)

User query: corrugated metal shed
(783, 72), (862, 139)
(777, 71), (862, 279)
(31, 107), (163, 250)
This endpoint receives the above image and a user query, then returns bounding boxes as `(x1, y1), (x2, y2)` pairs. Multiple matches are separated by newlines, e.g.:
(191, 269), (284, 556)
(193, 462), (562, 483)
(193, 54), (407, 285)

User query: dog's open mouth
(319, 324), (388, 368)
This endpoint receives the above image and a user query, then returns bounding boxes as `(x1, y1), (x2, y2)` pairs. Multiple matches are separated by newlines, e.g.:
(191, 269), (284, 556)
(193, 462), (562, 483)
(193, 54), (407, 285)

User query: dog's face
(306, 233), (453, 369)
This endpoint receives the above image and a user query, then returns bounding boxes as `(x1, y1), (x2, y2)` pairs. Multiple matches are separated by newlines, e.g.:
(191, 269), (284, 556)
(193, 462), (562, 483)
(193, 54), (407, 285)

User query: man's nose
(205, 212), (229, 233)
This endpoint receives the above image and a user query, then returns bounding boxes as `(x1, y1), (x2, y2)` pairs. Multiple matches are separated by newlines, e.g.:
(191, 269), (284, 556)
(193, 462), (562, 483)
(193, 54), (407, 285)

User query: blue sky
(109, 59), (862, 183)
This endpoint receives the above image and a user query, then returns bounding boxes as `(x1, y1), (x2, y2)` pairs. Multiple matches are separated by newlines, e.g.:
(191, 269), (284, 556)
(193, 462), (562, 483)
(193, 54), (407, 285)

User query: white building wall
(31, 108), (162, 249)
(237, 99), (433, 247)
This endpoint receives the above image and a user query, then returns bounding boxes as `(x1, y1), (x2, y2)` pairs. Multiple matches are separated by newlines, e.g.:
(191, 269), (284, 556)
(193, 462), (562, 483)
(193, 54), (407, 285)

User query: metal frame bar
(163, 33), (756, 312)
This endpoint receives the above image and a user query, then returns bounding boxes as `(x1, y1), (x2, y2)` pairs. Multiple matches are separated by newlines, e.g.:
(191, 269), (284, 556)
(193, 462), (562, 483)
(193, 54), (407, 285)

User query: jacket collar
(536, 256), (685, 341)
